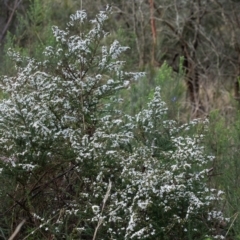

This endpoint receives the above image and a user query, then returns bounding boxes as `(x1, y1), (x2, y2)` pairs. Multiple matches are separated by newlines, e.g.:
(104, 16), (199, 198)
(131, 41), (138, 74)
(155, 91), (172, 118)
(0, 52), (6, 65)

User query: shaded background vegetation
(1, 0), (240, 239)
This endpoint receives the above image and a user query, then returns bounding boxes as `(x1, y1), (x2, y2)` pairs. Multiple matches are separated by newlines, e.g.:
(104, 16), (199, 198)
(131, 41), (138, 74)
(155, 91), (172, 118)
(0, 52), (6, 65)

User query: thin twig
(225, 212), (238, 237)
(92, 180), (112, 240)
(8, 219), (26, 240)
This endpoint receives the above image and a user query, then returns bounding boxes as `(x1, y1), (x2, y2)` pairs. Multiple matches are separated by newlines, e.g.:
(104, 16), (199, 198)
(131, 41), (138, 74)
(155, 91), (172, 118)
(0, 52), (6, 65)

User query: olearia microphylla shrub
(0, 7), (228, 240)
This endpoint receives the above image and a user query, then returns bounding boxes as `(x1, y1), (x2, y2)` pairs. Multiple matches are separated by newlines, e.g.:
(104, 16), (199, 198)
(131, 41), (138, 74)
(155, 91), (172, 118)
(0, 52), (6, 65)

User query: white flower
(92, 205), (100, 214)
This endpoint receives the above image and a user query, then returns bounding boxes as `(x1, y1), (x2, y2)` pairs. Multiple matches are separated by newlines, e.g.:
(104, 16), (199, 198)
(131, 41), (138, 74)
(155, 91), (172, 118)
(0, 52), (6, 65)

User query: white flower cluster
(0, 7), (227, 240)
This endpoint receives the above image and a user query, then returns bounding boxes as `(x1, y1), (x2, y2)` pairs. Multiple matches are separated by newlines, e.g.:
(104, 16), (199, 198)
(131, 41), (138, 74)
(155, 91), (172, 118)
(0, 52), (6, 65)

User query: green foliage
(118, 61), (185, 120)
(0, 0), (59, 76)
(13, 0), (54, 53)
(204, 110), (240, 237)
(114, 27), (137, 68)
(151, 61), (185, 119)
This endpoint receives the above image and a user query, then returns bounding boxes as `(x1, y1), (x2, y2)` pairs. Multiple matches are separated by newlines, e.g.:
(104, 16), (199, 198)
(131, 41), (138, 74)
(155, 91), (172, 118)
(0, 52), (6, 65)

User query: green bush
(0, 7), (228, 239)
(204, 109), (240, 238)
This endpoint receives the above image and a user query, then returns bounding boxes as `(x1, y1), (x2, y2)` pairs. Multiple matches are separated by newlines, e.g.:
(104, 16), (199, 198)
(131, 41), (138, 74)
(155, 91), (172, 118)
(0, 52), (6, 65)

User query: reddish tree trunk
(149, 0), (157, 65)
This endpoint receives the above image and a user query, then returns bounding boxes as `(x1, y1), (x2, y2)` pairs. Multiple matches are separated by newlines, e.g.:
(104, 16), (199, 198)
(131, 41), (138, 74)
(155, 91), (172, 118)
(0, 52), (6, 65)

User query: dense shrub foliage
(0, 8), (228, 239)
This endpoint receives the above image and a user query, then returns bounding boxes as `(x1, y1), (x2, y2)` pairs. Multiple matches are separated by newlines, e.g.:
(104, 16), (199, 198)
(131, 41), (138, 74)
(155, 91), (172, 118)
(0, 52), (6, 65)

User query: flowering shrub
(0, 7), (228, 239)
